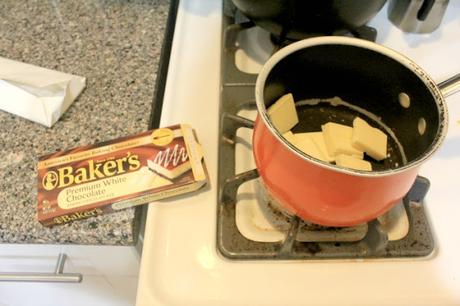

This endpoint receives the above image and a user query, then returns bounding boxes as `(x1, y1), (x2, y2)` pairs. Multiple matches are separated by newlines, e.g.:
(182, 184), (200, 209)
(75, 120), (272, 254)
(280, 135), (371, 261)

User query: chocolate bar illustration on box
(147, 143), (191, 180)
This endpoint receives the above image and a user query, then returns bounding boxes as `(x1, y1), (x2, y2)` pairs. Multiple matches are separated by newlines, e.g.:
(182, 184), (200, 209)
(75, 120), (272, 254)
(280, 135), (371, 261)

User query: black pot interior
(263, 43), (444, 168)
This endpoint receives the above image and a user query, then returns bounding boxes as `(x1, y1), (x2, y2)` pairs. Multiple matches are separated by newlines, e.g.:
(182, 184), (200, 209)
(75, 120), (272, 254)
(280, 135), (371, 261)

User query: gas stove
(217, 8), (434, 260)
(136, 0), (460, 305)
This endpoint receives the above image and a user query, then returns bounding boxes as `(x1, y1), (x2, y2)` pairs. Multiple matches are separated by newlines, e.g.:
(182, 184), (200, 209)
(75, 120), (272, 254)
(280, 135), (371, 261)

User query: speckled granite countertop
(0, 0), (169, 245)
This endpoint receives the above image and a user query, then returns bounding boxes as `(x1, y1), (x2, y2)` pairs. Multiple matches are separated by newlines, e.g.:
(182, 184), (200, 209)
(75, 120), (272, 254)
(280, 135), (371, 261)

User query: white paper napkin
(0, 57), (86, 127)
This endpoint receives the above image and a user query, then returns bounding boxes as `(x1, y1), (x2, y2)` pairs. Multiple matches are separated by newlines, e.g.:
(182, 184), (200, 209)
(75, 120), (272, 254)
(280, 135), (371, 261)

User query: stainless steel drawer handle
(0, 253), (82, 283)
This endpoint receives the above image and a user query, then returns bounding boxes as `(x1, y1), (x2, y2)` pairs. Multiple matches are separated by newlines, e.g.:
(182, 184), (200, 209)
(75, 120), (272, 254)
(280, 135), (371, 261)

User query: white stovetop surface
(136, 1), (460, 305)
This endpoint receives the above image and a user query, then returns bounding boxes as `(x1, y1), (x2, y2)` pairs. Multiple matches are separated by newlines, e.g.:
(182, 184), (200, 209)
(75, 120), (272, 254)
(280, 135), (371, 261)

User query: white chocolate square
(297, 132), (335, 162)
(267, 93), (299, 134)
(321, 122), (364, 159)
(352, 117), (388, 161)
(294, 134), (325, 161)
(336, 154), (372, 171)
(282, 131), (297, 144)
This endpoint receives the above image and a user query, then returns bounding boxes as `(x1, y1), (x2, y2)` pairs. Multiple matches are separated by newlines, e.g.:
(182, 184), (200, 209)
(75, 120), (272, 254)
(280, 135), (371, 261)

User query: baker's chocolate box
(37, 124), (208, 226)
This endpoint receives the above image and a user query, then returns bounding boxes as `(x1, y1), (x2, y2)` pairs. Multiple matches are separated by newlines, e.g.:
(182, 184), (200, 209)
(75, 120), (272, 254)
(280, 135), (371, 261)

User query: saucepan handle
(438, 73), (460, 98)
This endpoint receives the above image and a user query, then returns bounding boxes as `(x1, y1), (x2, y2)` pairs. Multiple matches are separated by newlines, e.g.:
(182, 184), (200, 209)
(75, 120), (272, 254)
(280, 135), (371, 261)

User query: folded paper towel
(0, 57), (86, 127)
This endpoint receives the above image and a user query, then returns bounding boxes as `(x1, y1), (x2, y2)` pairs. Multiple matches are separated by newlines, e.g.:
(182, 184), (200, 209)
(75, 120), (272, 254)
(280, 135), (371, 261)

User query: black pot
(231, 0), (387, 40)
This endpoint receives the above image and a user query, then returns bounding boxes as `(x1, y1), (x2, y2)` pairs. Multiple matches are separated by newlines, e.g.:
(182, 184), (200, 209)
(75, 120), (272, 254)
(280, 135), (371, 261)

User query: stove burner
(217, 6), (434, 260)
(236, 177), (369, 243)
(219, 165), (433, 259)
(224, 0), (378, 43)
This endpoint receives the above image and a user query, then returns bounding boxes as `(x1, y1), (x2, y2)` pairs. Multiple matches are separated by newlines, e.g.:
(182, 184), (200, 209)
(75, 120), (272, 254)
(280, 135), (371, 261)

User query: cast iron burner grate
(216, 4), (434, 260)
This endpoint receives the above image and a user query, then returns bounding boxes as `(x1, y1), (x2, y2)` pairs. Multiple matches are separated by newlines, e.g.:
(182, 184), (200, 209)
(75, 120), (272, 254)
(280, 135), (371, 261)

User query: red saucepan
(253, 36), (460, 227)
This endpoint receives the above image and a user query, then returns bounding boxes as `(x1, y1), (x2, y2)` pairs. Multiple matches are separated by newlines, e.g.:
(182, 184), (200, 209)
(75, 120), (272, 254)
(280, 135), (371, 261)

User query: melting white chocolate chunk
(294, 134), (325, 161)
(352, 117), (388, 161)
(321, 122), (364, 159)
(336, 154), (372, 171)
(303, 132), (335, 162)
(269, 92), (388, 170)
(282, 131), (297, 144)
(267, 93), (299, 134)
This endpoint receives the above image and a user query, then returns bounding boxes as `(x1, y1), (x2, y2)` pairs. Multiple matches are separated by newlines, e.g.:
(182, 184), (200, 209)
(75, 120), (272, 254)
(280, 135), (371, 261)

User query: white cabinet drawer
(0, 244), (140, 306)
(0, 275), (139, 306)
(0, 244), (139, 276)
